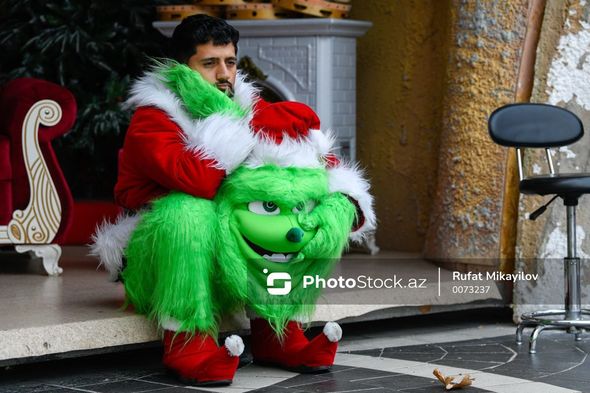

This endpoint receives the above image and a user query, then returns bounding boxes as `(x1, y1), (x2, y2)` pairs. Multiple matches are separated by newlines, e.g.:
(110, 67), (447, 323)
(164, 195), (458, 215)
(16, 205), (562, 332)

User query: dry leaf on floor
(433, 368), (474, 390)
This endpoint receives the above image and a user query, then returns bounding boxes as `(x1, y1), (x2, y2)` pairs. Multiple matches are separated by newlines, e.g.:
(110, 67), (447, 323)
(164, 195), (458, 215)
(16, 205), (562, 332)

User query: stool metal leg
(529, 324), (548, 354)
(516, 319), (538, 345)
(515, 203), (590, 353)
(565, 205), (582, 321)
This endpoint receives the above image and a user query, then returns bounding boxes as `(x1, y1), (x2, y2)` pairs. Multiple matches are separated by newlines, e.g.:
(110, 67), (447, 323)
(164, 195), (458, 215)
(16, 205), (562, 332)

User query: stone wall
(350, 0), (451, 251)
(424, 0), (528, 267)
(514, 0), (590, 320)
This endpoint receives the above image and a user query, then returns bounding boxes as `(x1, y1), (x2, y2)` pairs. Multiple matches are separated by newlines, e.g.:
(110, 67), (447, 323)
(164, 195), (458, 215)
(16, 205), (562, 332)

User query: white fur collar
(124, 69), (259, 173)
(125, 70), (259, 131)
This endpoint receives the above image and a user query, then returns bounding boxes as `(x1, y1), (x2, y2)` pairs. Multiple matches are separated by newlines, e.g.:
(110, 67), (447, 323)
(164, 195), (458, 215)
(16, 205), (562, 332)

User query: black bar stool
(488, 103), (590, 354)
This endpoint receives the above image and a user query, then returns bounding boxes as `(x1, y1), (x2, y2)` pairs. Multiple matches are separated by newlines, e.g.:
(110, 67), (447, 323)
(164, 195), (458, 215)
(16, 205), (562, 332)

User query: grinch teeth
(263, 253), (295, 263)
(242, 235), (297, 263)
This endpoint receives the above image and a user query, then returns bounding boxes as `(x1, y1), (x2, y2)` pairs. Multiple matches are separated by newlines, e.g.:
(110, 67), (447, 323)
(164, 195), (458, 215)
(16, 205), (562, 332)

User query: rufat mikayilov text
(453, 271), (538, 281)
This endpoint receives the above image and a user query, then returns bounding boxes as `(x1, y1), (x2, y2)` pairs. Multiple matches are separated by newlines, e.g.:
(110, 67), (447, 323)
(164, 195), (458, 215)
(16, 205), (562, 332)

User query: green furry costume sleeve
(161, 62), (247, 119)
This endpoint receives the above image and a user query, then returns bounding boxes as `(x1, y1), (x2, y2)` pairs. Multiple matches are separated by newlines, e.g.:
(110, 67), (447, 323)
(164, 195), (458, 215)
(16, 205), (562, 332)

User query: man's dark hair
(170, 14), (239, 64)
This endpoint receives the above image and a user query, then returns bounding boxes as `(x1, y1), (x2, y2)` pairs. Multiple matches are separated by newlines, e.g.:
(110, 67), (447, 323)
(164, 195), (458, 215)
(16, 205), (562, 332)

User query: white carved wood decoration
(0, 99), (64, 275)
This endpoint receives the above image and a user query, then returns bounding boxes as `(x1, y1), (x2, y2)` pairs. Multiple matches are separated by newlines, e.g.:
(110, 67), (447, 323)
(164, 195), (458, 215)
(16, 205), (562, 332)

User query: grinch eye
(248, 201), (280, 215)
(292, 200), (316, 214)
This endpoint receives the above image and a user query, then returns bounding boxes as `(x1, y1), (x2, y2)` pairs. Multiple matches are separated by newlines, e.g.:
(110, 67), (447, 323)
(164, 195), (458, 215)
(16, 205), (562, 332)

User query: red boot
(162, 330), (243, 386)
(250, 318), (342, 373)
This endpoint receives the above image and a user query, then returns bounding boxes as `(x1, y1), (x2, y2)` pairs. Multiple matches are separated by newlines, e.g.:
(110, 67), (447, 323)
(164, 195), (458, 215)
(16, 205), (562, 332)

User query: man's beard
(216, 80), (234, 97)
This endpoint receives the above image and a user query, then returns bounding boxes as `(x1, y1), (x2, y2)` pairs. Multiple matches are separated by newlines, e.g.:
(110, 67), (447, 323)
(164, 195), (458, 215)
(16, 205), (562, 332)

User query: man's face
(187, 42), (237, 96)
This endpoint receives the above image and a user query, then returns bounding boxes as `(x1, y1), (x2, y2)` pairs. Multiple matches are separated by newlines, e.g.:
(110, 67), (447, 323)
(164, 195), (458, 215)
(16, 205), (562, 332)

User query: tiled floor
(0, 247), (504, 364)
(2, 309), (589, 393)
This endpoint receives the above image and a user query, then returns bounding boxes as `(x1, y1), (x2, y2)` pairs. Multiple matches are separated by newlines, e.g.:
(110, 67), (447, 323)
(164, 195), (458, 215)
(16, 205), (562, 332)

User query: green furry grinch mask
(215, 165), (355, 334)
(123, 166), (355, 336)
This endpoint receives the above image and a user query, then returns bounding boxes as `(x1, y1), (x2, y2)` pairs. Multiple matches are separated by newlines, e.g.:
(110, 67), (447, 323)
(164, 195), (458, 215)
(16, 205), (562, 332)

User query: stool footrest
(516, 309), (590, 353)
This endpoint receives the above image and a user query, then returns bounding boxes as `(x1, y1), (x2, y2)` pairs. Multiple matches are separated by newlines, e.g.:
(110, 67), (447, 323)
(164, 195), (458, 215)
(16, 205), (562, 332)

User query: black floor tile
(136, 373), (181, 386)
(299, 382), (397, 393)
(87, 379), (171, 393)
(354, 374), (440, 391)
(0, 385), (45, 393)
(289, 378), (380, 392)
(398, 386), (492, 393)
(0, 347), (164, 393)
(142, 388), (211, 393)
(379, 353), (446, 364)
(274, 373), (333, 389)
(345, 349), (382, 357)
(326, 367), (401, 381)
(276, 366), (403, 392)
(250, 386), (307, 393)
(430, 358), (507, 371)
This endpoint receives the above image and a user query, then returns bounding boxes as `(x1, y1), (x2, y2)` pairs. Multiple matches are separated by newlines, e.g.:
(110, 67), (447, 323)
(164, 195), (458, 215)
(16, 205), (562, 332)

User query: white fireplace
(154, 18), (371, 160)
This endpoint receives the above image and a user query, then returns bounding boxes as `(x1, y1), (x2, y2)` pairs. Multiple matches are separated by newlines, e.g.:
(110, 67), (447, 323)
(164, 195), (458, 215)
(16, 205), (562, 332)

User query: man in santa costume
(115, 14), (261, 211)
(92, 14), (376, 387)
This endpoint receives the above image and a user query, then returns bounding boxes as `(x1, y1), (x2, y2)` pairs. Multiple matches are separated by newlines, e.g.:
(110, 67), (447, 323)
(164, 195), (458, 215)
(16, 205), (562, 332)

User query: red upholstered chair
(0, 78), (77, 275)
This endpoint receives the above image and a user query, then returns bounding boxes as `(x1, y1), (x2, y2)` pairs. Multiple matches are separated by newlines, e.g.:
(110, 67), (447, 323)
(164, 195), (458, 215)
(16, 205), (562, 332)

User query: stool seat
(520, 173), (590, 196)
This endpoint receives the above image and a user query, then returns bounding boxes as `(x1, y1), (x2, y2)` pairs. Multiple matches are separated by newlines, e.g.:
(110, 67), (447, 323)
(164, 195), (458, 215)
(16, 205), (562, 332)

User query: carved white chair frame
(0, 99), (64, 275)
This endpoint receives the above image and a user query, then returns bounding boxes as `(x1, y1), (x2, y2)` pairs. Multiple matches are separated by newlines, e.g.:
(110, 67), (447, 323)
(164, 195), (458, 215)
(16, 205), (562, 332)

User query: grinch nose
(286, 227), (304, 243)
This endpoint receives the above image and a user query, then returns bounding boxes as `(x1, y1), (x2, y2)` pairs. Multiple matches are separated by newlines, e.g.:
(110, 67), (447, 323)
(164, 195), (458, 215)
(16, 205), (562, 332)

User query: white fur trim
(323, 322), (342, 343)
(233, 72), (260, 123)
(126, 71), (195, 136)
(245, 129), (335, 169)
(309, 129), (335, 156)
(90, 214), (140, 281)
(224, 335), (245, 357)
(125, 71), (257, 172)
(328, 164), (376, 243)
(161, 317), (182, 332)
(183, 113), (255, 173)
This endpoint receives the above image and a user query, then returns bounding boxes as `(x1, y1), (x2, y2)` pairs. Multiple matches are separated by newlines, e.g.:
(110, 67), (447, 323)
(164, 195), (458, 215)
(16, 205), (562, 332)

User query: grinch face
(215, 165), (354, 331)
(232, 200), (317, 265)
(216, 166), (328, 291)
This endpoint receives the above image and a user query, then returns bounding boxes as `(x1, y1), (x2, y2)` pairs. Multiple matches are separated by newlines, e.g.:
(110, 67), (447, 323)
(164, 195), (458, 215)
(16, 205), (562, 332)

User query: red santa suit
(114, 71), (268, 210)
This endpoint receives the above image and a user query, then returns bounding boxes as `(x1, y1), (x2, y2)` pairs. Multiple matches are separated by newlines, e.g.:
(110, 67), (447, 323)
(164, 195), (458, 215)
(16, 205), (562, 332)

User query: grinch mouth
(242, 235), (296, 263)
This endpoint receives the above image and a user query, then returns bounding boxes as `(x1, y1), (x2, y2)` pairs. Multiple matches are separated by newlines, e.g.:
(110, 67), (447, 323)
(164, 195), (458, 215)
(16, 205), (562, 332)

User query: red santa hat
(246, 101), (376, 242)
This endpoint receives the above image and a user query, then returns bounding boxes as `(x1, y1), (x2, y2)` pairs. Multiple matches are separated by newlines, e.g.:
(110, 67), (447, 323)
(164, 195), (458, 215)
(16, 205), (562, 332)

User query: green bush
(0, 0), (172, 199)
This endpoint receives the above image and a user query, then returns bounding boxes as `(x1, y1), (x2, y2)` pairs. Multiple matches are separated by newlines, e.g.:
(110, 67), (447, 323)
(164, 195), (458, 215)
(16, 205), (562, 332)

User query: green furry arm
(161, 63), (247, 119)
(123, 193), (220, 335)
(298, 192), (356, 259)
